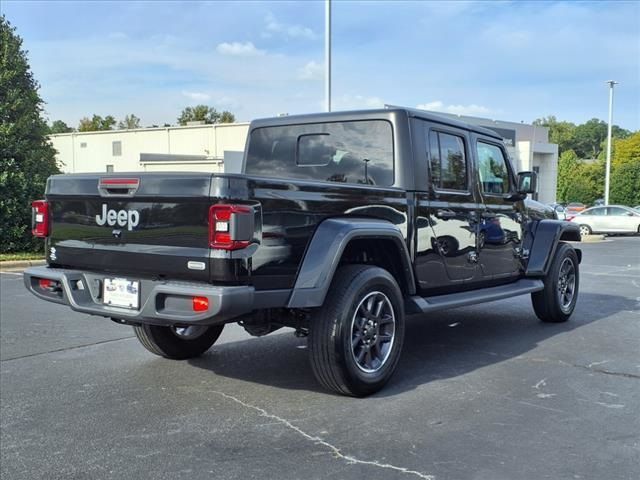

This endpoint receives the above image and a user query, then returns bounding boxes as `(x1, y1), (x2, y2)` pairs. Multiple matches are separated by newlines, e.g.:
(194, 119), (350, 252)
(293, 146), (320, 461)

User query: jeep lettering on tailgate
(95, 204), (140, 230)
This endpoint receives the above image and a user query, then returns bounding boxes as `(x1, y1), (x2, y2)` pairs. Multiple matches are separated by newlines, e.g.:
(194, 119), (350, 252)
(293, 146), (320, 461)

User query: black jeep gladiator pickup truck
(24, 108), (581, 396)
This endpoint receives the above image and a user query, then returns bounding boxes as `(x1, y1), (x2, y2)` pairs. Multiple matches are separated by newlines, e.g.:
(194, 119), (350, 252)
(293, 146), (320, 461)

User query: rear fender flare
(287, 218), (415, 308)
(526, 220), (582, 277)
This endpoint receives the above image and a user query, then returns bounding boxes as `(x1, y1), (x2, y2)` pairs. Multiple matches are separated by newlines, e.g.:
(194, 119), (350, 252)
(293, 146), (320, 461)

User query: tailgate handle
(98, 178), (140, 197)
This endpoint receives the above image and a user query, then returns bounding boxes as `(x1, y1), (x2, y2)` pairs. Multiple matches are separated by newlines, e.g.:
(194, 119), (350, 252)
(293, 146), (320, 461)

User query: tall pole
(604, 80), (617, 205)
(325, 0), (331, 112)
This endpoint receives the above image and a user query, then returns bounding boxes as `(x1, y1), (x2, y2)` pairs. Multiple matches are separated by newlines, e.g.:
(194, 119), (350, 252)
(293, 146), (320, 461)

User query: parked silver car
(570, 205), (640, 236)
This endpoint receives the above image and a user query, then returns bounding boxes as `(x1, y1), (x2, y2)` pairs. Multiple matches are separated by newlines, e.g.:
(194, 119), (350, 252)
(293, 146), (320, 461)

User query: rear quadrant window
(429, 131), (467, 191)
(246, 120), (394, 186)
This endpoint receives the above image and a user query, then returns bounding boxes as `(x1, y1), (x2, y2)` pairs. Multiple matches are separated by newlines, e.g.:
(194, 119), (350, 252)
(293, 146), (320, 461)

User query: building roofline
(48, 122), (251, 137)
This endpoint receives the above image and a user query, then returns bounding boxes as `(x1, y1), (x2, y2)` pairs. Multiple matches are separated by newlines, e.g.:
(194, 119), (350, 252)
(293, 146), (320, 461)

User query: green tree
(556, 149), (605, 205)
(533, 116), (576, 155)
(48, 119), (73, 134)
(219, 110), (236, 123)
(609, 132), (640, 206)
(78, 114), (116, 132)
(118, 114), (140, 130)
(572, 118), (609, 159)
(178, 105), (222, 125)
(556, 149), (580, 203)
(0, 16), (60, 252)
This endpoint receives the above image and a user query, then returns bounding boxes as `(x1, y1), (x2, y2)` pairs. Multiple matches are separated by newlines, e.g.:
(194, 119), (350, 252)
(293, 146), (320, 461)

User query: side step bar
(405, 279), (544, 315)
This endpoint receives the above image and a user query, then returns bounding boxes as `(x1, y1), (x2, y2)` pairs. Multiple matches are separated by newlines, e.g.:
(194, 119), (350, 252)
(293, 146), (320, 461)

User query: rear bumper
(23, 266), (254, 326)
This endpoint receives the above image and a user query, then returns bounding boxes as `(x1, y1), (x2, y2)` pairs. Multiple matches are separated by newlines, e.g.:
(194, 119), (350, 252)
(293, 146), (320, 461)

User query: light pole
(325, 0), (331, 112)
(604, 80), (618, 205)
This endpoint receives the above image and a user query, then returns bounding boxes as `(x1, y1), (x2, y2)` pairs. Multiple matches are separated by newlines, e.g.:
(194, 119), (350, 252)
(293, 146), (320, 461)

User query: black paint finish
(41, 108), (578, 307)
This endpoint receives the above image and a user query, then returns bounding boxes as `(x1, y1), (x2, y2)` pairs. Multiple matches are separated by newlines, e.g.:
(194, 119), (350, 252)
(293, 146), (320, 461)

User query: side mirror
(516, 171), (537, 195)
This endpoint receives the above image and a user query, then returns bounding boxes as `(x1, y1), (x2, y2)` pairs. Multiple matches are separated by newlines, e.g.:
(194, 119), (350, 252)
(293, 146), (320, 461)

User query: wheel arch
(526, 220), (582, 277)
(287, 218), (416, 308)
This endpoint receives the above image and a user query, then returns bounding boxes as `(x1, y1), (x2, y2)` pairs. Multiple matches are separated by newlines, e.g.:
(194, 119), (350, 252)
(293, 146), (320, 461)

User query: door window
(476, 142), (510, 195)
(429, 132), (467, 190)
(607, 207), (629, 216)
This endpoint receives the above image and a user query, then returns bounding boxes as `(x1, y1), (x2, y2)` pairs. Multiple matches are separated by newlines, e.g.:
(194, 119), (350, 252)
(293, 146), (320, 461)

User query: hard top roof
(250, 107), (504, 141)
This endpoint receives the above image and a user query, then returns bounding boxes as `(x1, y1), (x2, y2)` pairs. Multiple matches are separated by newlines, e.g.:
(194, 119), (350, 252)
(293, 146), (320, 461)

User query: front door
(475, 138), (524, 280)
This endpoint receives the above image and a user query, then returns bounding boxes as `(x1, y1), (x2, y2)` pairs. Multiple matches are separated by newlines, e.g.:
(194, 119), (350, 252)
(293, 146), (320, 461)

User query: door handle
(436, 209), (456, 219)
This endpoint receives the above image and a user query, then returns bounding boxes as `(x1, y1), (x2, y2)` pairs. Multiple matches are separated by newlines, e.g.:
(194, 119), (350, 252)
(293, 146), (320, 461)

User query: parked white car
(570, 205), (640, 236)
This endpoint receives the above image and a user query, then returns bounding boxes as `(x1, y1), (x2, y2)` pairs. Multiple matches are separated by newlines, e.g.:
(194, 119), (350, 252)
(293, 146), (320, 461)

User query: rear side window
(246, 120), (394, 186)
(585, 207), (605, 216)
(429, 132), (467, 190)
(476, 142), (510, 195)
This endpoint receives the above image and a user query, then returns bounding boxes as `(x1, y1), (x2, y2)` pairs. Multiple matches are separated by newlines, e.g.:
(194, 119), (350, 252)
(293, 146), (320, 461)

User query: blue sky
(4, 0), (639, 129)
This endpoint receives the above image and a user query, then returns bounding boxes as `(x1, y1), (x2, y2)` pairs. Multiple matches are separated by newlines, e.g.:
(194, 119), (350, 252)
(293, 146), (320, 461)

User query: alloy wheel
(557, 257), (576, 312)
(350, 291), (396, 373)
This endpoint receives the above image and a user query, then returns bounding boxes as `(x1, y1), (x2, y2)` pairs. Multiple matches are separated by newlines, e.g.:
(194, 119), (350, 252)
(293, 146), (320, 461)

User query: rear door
(414, 121), (479, 290)
(578, 207), (606, 232)
(474, 137), (523, 280)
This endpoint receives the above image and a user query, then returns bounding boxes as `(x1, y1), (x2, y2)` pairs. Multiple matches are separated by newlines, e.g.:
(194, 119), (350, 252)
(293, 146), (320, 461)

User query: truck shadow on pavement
(188, 291), (637, 396)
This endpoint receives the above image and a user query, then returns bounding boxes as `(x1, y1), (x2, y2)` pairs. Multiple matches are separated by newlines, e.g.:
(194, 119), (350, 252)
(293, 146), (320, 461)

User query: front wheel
(308, 265), (405, 397)
(579, 224), (591, 237)
(531, 242), (579, 323)
(134, 324), (224, 359)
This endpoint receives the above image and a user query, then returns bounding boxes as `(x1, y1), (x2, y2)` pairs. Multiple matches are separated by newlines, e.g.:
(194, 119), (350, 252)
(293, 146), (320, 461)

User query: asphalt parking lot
(1, 237), (639, 480)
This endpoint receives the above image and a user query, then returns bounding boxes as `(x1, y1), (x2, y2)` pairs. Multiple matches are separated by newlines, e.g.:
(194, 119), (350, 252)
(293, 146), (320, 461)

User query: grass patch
(0, 252), (45, 262)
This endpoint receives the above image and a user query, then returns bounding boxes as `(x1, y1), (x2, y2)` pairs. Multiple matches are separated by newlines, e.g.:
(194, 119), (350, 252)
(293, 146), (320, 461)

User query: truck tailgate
(46, 173), (213, 282)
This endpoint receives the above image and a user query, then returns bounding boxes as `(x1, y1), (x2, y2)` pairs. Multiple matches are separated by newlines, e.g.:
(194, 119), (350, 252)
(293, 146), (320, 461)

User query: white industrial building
(48, 111), (558, 203)
(49, 122), (250, 175)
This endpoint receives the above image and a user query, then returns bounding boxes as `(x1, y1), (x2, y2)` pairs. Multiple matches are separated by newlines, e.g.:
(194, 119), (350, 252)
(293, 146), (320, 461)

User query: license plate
(103, 278), (140, 309)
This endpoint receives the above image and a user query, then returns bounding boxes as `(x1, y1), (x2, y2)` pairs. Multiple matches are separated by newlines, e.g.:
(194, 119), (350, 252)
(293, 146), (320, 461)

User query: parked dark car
(24, 108), (582, 396)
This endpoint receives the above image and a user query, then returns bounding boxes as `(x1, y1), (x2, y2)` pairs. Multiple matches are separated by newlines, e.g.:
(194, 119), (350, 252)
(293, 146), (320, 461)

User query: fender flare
(526, 220), (582, 277)
(287, 217), (416, 308)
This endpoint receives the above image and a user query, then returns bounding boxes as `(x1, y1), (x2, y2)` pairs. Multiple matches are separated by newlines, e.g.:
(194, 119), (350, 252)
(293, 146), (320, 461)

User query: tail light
(38, 278), (60, 291)
(208, 204), (253, 250)
(566, 215), (575, 221)
(192, 296), (209, 312)
(32, 200), (50, 237)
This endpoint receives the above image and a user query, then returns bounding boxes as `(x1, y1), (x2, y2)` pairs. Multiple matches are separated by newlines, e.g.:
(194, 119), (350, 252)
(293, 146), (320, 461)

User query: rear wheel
(531, 242), (579, 323)
(308, 265), (405, 397)
(579, 224), (591, 237)
(134, 324), (224, 359)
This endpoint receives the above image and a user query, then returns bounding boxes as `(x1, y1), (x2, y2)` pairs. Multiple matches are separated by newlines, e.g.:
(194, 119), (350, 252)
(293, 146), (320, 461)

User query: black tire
(579, 224), (592, 237)
(531, 242), (579, 323)
(308, 265), (405, 397)
(133, 324), (224, 359)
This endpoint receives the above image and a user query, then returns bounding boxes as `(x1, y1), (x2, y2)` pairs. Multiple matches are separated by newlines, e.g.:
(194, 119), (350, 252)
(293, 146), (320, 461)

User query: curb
(580, 234), (607, 243)
(0, 259), (46, 271)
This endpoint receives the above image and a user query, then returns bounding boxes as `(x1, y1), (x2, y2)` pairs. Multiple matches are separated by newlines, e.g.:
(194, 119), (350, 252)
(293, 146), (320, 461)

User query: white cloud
(298, 60), (323, 80)
(216, 41), (265, 57)
(416, 101), (493, 116)
(264, 13), (317, 39)
(334, 94), (385, 111)
(182, 91), (211, 101)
